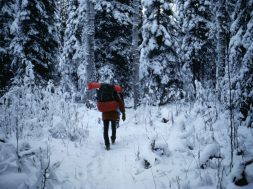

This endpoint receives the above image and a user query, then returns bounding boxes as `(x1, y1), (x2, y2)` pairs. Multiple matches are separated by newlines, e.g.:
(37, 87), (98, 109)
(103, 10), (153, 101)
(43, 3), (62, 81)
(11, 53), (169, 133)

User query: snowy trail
(78, 123), (139, 189)
(49, 105), (186, 189)
(50, 107), (177, 189)
(1, 103), (253, 189)
(39, 105), (253, 189)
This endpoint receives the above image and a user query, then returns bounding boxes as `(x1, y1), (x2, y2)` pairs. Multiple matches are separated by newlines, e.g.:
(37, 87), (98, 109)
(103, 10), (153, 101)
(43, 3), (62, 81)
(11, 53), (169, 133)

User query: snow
(151, 20), (158, 34)
(246, 164), (253, 183)
(0, 47), (6, 53)
(147, 37), (157, 51)
(199, 143), (222, 168)
(10, 17), (19, 34)
(0, 89), (253, 189)
(1, 0), (253, 187)
(112, 10), (130, 25)
(22, 0), (28, 7)
(142, 0), (155, 7)
(0, 173), (33, 189)
(36, 2), (44, 14)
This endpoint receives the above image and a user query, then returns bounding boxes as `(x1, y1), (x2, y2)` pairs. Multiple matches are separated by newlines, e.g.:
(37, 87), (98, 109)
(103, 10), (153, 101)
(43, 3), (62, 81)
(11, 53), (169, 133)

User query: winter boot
(105, 145), (110, 150)
(111, 136), (115, 144)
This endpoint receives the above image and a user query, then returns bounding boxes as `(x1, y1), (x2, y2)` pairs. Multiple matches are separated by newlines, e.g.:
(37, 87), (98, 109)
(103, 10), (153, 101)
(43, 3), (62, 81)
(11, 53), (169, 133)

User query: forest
(0, 0), (252, 189)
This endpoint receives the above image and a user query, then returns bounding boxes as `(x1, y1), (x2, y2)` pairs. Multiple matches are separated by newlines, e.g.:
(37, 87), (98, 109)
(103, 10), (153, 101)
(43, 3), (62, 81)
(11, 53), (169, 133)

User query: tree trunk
(132, 0), (140, 109)
(85, 0), (96, 107)
(216, 0), (227, 101)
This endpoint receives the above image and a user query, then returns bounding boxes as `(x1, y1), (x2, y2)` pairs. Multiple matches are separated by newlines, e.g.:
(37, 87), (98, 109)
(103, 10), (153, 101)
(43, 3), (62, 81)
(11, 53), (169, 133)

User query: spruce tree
(176, 0), (195, 100)
(0, 0), (16, 94)
(228, 0), (253, 123)
(60, 0), (80, 92)
(95, 0), (132, 93)
(140, 0), (181, 105)
(10, 0), (59, 84)
(181, 0), (215, 88)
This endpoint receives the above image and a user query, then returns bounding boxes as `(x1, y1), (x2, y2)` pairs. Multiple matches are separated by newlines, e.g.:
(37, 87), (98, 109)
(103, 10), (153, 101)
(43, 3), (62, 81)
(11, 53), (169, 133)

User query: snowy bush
(0, 140), (60, 188)
(0, 80), (89, 188)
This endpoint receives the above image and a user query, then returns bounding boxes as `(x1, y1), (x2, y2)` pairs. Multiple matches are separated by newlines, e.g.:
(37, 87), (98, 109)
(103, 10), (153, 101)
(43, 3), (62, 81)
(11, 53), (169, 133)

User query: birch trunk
(85, 0), (96, 106)
(132, 0), (140, 109)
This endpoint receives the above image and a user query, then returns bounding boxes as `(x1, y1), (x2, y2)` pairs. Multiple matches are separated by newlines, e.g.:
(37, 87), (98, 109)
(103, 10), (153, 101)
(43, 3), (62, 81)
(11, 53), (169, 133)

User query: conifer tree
(58, 0), (69, 45)
(95, 0), (132, 93)
(140, 0), (181, 104)
(0, 0), (16, 94)
(60, 0), (80, 93)
(10, 0), (59, 84)
(228, 0), (253, 123)
(181, 0), (215, 88)
(176, 0), (195, 100)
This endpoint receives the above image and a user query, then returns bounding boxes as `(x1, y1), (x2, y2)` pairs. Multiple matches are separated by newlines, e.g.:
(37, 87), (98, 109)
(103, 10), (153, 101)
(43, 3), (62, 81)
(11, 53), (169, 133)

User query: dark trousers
(103, 120), (116, 147)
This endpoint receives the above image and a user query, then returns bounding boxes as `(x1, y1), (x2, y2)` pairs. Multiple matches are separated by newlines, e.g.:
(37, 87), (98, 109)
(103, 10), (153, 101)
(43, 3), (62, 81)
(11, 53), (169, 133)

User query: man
(102, 93), (126, 150)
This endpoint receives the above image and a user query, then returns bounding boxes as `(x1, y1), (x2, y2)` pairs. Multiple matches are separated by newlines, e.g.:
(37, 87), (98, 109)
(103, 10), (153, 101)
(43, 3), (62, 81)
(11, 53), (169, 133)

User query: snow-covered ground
(0, 98), (253, 189)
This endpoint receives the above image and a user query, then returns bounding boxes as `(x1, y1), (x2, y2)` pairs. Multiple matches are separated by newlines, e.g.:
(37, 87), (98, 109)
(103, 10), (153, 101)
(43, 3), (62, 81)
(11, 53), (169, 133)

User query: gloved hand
(122, 112), (126, 121)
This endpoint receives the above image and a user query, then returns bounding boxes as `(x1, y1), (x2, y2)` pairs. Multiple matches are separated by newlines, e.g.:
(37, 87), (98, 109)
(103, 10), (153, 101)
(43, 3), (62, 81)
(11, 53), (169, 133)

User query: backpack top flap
(97, 83), (119, 102)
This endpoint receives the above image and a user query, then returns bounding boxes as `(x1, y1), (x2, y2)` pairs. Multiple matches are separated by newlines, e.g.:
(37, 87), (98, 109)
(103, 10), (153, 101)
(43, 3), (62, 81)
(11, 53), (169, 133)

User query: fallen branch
(244, 159), (253, 167)
(200, 154), (224, 169)
(233, 159), (253, 186)
(20, 151), (36, 158)
(42, 160), (50, 189)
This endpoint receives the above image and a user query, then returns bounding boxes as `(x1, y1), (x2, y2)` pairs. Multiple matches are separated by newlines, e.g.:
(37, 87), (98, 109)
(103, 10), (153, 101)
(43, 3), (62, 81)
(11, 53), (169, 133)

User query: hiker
(102, 92), (125, 150)
(87, 82), (126, 150)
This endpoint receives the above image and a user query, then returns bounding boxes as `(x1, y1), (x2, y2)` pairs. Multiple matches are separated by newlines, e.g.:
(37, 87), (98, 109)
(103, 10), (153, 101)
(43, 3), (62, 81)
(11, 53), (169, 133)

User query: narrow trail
(52, 106), (182, 189)
(49, 108), (154, 189)
(78, 109), (154, 189)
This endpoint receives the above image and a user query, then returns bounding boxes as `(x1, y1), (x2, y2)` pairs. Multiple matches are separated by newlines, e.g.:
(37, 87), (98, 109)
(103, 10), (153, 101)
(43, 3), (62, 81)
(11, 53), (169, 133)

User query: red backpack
(88, 82), (123, 112)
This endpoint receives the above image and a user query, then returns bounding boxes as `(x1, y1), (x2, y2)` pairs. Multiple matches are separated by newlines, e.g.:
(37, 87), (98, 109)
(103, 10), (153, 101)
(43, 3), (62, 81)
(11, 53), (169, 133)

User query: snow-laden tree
(60, 0), (81, 93)
(57, 0), (69, 45)
(215, 0), (230, 101)
(228, 0), (253, 125)
(239, 2), (253, 126)
(226, 0), (237, 15)
(181, 0), (215, 88)
(0, 0), (16, 95)
(56, 0), (87, 101)
(10, 0), (59, 84)
(95, 0), (132, 93)
(176, 0), (195, 101)
(75, 1), (87, 98)
(140, 0), (182, 105)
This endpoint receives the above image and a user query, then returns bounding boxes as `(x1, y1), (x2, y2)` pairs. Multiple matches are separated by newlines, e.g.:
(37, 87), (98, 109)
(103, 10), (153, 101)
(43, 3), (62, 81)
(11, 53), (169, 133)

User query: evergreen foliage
(228, 0), (253, 124)
(95, 0), (132, 94)
(180, 0), (215, 87)
(10, 0), (59, 85)
(140, 0), (182, 105)
(60, 0), (81, 92)
(0, 0), (16, 95)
